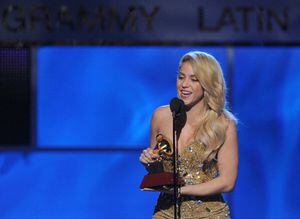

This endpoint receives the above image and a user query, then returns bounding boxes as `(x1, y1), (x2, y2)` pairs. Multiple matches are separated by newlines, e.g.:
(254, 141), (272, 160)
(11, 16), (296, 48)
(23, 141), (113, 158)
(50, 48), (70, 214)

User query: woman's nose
(182, 78), (190, 87)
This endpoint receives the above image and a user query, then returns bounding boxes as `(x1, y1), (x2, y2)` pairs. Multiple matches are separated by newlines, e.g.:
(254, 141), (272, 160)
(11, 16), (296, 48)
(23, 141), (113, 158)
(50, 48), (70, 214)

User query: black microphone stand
(170, 98), (186, 219)
(172, 110), (185, 219)
(172, 111), (179, 219)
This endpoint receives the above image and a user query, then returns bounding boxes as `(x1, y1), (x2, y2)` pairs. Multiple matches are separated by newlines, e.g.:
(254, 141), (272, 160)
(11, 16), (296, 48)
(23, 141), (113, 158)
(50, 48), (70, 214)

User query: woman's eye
(177, 76), (184, 80)
(192, 78), (199, 82)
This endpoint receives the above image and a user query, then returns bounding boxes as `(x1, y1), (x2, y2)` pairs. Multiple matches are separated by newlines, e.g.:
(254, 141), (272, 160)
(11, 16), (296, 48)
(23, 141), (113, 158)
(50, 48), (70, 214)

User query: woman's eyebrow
(178, 71), (192, 75)
(178, 71), (196, 77)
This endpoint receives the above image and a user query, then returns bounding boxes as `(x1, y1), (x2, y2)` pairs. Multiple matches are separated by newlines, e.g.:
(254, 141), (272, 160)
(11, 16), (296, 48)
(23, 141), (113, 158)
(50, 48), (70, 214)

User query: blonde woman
(139, 51), (238, 218)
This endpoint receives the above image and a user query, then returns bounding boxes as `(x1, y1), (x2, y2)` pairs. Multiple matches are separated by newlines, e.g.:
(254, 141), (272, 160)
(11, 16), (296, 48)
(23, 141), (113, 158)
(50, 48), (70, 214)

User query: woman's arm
(149, 107), (161, 148)
(139, 107), (164, 165)
(180, 120), (239, 196)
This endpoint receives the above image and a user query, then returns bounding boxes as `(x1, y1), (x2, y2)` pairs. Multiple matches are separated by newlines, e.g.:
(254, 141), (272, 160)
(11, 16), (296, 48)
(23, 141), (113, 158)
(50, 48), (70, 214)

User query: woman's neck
(185, 100), (206, 126)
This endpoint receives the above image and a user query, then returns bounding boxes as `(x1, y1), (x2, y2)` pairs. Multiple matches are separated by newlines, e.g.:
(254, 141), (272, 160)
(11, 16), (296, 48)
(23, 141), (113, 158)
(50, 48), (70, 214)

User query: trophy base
(140, 172), (184, 191)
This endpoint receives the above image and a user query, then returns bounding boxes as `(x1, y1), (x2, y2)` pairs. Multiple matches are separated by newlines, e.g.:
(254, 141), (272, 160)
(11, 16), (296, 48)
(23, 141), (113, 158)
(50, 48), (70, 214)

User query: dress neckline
(178, 140), (204, 156)
(156, 133), (204, 156)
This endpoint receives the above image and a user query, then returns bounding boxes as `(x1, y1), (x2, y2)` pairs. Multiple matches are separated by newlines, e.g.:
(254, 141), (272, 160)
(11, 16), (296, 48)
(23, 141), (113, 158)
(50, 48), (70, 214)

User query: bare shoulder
(221, 110), (237, 128)
(151, 105), (172, 133)
(218, 111), (238, 161)
(226, 118), (237, 136)
(219, 110), (238, 141)
(153, 105), (171, 119)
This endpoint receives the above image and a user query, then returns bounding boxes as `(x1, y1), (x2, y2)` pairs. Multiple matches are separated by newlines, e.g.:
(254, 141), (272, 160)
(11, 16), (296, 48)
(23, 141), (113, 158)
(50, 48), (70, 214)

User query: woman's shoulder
(151, 105), (172, 122)
(153, 105), (171, 116)
(221, 110), (238, 128)
(150, 105), (172, 134)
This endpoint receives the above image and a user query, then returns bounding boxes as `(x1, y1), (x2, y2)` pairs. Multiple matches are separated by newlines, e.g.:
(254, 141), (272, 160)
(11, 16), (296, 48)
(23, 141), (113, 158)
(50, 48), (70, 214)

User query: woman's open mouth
(181, 90), (192, 99)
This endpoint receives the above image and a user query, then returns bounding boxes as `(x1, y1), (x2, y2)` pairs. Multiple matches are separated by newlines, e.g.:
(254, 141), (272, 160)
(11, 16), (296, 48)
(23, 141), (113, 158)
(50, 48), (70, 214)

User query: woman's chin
(183, 100), (193, 109)
(178, 97), (195, 110)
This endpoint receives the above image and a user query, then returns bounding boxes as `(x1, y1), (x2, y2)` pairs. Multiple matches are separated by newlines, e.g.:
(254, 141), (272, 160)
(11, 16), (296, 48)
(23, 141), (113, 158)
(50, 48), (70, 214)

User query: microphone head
(170, 97), (185, 114)
(170, 97), (187, 131)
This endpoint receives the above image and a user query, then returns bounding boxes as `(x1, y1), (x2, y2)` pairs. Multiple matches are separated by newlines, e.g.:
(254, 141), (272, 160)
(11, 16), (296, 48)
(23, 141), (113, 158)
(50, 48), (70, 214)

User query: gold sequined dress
(153, 141), (230, 219)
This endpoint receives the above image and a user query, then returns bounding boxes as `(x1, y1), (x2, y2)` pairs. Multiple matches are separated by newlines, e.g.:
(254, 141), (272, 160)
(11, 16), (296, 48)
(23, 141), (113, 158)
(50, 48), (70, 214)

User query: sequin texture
(153, 141), (230, 219)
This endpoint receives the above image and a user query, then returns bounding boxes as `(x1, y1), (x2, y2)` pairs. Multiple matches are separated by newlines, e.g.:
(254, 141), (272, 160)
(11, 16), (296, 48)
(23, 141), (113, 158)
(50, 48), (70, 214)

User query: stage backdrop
(0, 46), (299, 218)
(37, 47), (227, 147)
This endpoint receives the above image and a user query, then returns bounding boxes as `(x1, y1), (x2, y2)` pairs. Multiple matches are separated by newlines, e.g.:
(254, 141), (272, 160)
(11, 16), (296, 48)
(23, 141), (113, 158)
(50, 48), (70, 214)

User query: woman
(139, 51), (238, 218)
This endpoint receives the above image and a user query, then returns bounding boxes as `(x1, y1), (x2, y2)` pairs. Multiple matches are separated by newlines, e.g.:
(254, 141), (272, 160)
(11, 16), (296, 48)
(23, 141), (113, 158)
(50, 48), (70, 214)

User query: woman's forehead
(178, 70), (196, 77)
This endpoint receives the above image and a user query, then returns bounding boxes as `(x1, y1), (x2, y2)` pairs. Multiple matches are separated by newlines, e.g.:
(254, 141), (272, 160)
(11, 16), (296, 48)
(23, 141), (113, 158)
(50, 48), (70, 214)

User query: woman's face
(177, 61), (204, 108)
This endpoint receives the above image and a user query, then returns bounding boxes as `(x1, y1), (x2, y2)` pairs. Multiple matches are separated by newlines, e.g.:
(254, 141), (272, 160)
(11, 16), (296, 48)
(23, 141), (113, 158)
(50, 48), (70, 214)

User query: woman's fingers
(143, 152), (153, 163)
(139, 150), (152, 164)
(146, 148), (160, 159)
(140, 148), (159, 164)
(139, 151), (150, 163)
(143, 150), (154, 161)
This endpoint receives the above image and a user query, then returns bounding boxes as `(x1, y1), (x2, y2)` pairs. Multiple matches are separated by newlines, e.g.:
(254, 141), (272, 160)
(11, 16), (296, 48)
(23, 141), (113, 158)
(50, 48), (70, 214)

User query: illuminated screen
(37, 47), (227, 147)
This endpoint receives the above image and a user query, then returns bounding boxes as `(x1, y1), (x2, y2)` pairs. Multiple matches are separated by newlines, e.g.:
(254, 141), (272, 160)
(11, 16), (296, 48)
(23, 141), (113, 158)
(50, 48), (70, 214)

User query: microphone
(170, 98), (185, 118)
(170, 98), (186, 131)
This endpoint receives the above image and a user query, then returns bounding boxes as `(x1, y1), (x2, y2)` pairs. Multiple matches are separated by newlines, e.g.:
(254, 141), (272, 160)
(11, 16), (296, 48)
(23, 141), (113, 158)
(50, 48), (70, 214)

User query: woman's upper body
(139, 51), (239, 197)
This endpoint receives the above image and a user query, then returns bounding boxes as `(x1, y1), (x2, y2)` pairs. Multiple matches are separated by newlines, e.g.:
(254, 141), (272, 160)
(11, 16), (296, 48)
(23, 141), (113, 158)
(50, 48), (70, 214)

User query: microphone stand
(170, 97), (186, 219)
(172, 112), (180, 219)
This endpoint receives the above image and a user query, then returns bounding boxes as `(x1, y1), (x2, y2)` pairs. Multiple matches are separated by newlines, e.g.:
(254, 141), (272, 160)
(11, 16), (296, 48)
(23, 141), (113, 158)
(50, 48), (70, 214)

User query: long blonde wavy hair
(179, 51), (237, 161)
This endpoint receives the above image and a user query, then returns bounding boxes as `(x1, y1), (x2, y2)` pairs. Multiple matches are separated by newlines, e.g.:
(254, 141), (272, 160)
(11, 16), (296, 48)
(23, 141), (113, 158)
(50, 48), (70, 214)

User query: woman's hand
(139, 148), (160, 165)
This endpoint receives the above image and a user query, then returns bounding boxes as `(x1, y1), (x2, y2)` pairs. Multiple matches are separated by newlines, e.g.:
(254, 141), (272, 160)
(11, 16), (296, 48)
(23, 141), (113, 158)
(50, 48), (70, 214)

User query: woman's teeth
(181, 91), (192, 97)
